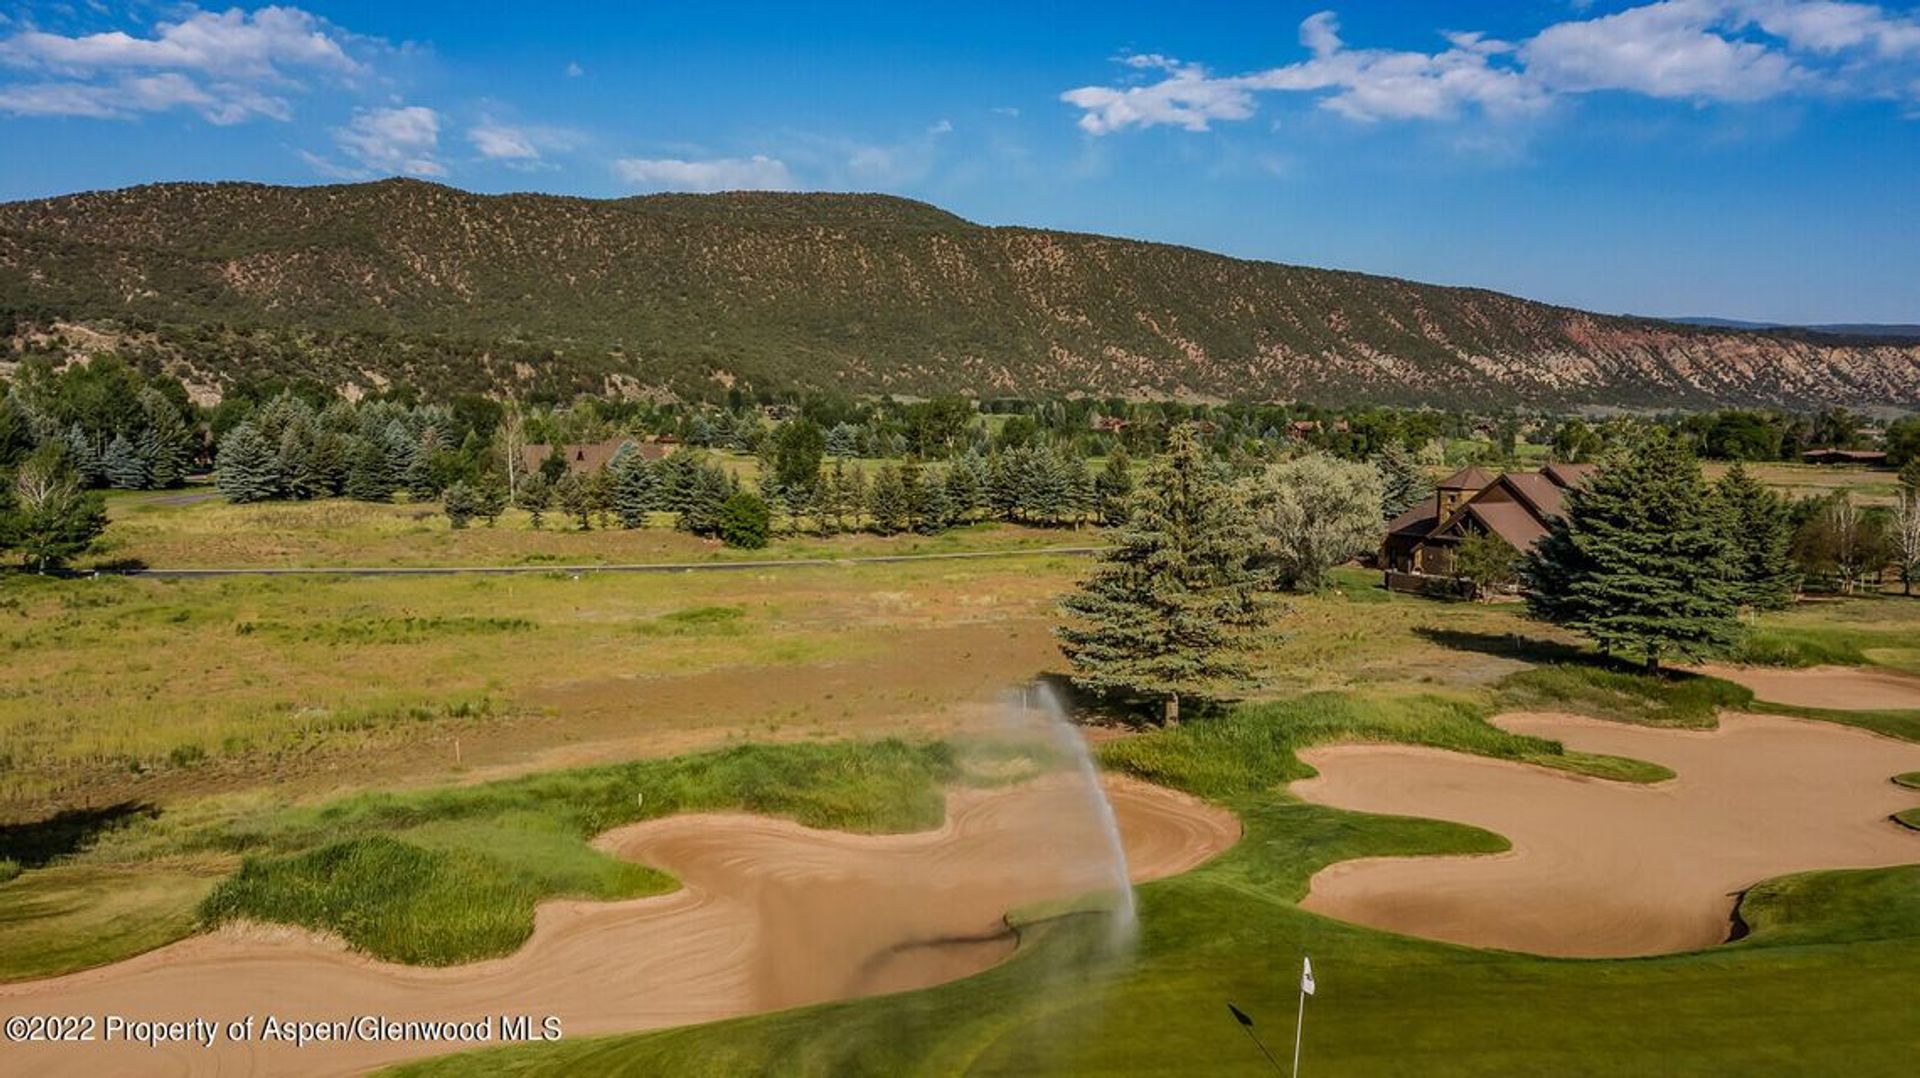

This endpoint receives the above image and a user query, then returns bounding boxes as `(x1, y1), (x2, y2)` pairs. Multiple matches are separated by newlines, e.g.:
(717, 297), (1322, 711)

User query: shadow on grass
(1413, 628), (1593, 667)
(0, 801), (159, 868)
(1033, 673), (1236, 731)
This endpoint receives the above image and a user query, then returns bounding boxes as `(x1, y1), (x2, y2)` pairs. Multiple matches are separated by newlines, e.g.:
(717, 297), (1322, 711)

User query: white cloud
(1063, 58), (1257, 133)
(1062, 1), (1920, 134)
(613, 155), (794, 192)
(564, 60), (584, 77)
(331, 105), (444, 176)
(469, 122), (538, 160)
(0, 6), (358, 79)
(1522, 0), (1805, 101)
(0, 5), (374, 123)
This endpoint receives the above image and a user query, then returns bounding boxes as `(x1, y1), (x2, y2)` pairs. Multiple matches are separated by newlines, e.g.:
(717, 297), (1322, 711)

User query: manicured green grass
(388, 695), (1920, 1078)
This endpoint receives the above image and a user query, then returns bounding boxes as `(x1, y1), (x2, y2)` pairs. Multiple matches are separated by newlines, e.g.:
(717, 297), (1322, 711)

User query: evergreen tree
(517, 472), (553, 529)
(841, 464), (869, 532)
(917, 473), (953, 534)
(868, 465), (909, 535)
(611, 455), (659, 528)
(773, 419), (825, 504)
(1375, 441), (1433, 521)
(442, 480), (480, 529)
(215, 423), (280, 503)
(63, 423), (103, 487)
(899, 458), (928, 532)
(825, 422), (864, 459)
(276, 421), (320, 500)
(1056, 424), (1270, 723)
(676, 461), (731, 536)
(344, 436), (397, 502)
(555, 471), (594, 530)
(1714, 463), (1798, 610)
(103, 431), (150, 490)
(1061, 453), (1095, 526)
(2, 447), (108, 572)
(946, 451), (988, 522)
(718, 490), (772, 549)
(137, 386), (193, 488)
(1523, 433), (1742, 671)
(475, 476), (509, 527)
(309, 430), (349, 496)
(1094, 449), (1135, 525)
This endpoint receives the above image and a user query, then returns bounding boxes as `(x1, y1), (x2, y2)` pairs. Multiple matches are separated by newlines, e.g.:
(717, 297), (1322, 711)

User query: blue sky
(2, 2), (1918, 323)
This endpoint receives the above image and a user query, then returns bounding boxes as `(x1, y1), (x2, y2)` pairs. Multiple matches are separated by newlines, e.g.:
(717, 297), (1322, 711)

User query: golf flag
(1300, 956), (1315, 997)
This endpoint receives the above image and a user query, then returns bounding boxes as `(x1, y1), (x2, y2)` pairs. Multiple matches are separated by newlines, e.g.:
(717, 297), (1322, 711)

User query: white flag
(1300, 956), (1316, 997)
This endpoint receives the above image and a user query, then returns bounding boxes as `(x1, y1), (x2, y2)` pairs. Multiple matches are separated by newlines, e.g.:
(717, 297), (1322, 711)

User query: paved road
(100, 545), (1106, 579)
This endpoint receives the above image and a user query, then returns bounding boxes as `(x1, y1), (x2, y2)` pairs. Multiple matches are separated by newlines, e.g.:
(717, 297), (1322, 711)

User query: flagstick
(1291, 984), (1306, 1078)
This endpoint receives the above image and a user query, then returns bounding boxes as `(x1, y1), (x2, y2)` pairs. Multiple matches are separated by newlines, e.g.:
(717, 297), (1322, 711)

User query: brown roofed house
(1382, 462), (1597, 594)
(520, 438), (672, 478)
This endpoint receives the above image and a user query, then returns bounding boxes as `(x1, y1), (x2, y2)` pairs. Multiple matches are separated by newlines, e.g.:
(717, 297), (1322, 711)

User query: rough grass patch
(634, 605), (749, 637)
(0, 858), (19, 884)
(1499, 664), (1753, 728)
(234, 616), (536, 644)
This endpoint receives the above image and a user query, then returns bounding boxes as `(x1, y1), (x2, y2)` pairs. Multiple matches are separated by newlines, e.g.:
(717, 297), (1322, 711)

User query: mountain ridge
(1, 179), (1916, 409)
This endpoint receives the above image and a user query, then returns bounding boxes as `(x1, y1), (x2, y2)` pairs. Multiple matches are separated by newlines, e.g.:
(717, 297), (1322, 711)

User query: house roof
(1500, 471), (1569, 520)
(1464, 499), (1551, 551)
(1386, 499), (1440, 537)
(1437, 465), (1496, 490)
(521, 438), (668, 474)
(1541, 461), (1598, 489)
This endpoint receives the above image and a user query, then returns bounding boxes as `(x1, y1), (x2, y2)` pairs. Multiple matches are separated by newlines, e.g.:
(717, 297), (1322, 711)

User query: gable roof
(1541, 461), (1598, 489)
(1386, 498), (1440, 537)
(1463, 499), (1551, 551)
(1500, 471), (1569, 520)
(1437, 465), (1496, 490)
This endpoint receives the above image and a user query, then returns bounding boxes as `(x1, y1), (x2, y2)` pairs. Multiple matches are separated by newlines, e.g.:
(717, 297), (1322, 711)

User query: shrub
(718, 490), (771, 549)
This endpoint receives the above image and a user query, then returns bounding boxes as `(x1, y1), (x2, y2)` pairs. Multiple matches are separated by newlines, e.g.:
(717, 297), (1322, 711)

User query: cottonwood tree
(1056, 424), (1270, 723)
(2, 447), (107, 572)
(1713, 463), (1798, 609)
(1889, 489), (1920, 597)
(1523, 433), (1741, 671)
(1249, 453), (1384, 590)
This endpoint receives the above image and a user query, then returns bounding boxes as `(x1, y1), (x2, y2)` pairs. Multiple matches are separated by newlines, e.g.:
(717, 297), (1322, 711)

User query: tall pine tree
(1055, 424), (1270, 722)
(1714, 463), (1798, 610)
(1375, 441), (1433, 521)
(215, 423), (280, 503)
(1522, 433), (1741, 671)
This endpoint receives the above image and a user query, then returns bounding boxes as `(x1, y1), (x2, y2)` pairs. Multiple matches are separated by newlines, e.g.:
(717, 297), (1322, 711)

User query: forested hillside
(2, 179), (1916, 408)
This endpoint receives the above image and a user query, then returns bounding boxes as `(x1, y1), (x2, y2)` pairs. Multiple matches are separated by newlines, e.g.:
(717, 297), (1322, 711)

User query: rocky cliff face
(2, 179), (1914, 407)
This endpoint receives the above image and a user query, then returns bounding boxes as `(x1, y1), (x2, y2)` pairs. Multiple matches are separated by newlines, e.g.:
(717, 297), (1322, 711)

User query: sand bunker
(1294, 712), (1920, 958)
(1694, 663), (1920, 711)
(0, 775), (1236, 1077)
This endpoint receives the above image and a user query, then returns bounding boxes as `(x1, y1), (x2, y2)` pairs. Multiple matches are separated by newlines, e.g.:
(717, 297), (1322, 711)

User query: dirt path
(1293, 711), (1920, 958)
(1694, 663), (1920, 711)
(0, 776), (1238, 1077)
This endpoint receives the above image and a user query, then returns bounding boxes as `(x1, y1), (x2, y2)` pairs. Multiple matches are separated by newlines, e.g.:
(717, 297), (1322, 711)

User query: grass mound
(1099, 692), (1672, 801)
(197, 739), (959, 965)
(1499, 663), (1753, 728)
(1731, 626), (1913, 668)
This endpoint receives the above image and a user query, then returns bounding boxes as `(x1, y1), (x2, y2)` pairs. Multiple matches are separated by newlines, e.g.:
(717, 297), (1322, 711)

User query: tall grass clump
(1097, 692), (1665, 803)
(199, 738), (959, 964)
(0, 858), (19, 884)
(1500, 664), (1753, 728)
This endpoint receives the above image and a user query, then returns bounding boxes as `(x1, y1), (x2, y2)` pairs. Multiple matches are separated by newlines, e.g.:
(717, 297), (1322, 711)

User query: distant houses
(1381, 462), (1598, 595)
(1799, 447), (1888, 466)
(518, 438), (674, 478)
